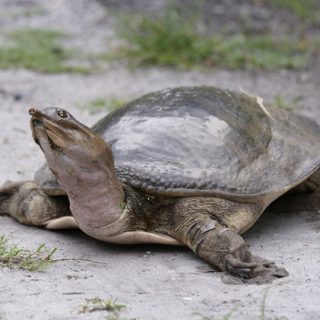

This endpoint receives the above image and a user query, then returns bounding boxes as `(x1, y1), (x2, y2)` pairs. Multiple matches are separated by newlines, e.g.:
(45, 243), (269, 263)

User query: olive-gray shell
(92, 87), (320, 198)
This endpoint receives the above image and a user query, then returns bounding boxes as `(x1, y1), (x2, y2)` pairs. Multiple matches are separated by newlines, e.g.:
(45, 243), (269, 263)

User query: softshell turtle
(1, 86), (320, 282)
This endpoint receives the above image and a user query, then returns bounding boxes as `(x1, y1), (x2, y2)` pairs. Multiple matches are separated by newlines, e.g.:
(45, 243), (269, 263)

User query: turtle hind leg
(170, 197), (288, 283)
(0, 180), (74, 228)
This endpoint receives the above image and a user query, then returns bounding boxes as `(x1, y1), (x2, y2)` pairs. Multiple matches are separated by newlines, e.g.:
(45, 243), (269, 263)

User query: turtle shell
(91, 87), (320, 201)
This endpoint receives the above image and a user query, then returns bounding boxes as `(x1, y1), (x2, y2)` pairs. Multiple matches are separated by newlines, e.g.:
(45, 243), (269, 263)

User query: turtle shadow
(242, 191), (320, 241)
(50, 226), (190, 256)
(37, 191), (320, 285)
(93, 238), (191, 257)
(268, 191), (320, 215)
(264, 191), (320, 232)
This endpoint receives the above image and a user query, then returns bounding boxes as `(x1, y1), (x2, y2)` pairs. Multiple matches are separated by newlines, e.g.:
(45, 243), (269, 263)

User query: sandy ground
(0, 1), (320, 319)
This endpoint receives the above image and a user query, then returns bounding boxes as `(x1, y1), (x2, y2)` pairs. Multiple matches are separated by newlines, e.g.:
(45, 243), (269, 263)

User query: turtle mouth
(33, 125), (62, 152)
(31, 119), (44, 145)
(29, 111), (62, 152)
(46, 133), (62, 151)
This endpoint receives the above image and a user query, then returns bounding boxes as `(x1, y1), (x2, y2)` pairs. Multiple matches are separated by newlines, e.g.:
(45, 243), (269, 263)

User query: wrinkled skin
(2, 86), (319, 283)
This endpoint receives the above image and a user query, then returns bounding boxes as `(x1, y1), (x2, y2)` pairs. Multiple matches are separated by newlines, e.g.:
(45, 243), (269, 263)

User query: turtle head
(29, 107), (113, 170)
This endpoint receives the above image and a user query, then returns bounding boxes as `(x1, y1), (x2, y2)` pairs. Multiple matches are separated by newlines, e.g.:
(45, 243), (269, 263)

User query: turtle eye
(56, 108), (69, 119)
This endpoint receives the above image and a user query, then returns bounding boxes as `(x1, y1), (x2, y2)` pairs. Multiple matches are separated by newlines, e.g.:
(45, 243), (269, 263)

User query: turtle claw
(250, 264), (288, 278)
(219, 229), (258, 278)
(220, 229), (288, 282)
(223, 253), (288, 284)
(225, 253), (258, 279)
(247, 259), (289, 284)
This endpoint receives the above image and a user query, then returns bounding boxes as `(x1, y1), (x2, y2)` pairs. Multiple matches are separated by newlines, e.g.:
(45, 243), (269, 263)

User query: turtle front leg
(166, 198), (288, 283)
(176, 215), (287, 282)
(0, 181), (76, 229)
(176, 215), (253, 274)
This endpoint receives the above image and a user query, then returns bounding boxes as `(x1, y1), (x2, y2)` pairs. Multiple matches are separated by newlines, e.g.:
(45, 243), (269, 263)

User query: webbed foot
(221, 229), (288, 283)
(222, 229), (257, 278)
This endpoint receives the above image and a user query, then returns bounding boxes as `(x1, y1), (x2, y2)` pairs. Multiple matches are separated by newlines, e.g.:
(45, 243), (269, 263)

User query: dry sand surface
(0, 1), (320, 319)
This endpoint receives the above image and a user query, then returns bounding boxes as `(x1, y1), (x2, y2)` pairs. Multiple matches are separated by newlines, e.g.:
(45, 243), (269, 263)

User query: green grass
(115, 8), (318, 70)
(80, 98), (127, 114)
(0, 235), (57, 271)
(82, 98), (107, 113)
(270, 94), (301, 110)
(259, 288), (288, 320)
(116, 10), (213, 69)
(205, 35), (311, 70)
(271, 0), (319, 21)
(79, 297), (126, 319)
(0, 29), (87, 73)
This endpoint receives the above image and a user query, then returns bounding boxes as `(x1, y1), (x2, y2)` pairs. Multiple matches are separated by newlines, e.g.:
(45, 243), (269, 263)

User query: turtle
(1, 86), (320, 282)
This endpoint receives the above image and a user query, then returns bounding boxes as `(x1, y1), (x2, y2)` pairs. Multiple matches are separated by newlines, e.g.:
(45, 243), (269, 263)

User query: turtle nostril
(28, 108), (37, 115)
